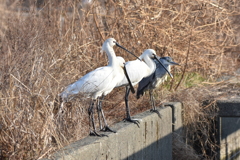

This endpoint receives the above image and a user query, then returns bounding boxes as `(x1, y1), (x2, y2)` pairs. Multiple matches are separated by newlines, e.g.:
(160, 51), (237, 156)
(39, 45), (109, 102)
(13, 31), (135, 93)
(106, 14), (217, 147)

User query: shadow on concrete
(216, 100), (240, 159)
(122, 128), (180, 160)
(219, 117), (240, 140)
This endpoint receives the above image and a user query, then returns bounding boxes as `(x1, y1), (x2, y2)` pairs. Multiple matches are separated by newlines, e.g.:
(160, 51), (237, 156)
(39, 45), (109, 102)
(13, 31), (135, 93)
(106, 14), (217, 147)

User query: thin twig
(175, 33), (192, 91)
(93, 12), (105, 41)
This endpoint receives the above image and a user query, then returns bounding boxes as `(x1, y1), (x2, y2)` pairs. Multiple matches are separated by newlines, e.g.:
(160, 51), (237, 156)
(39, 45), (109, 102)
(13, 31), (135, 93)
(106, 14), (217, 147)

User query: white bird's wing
(60, 66), (117, 100)
(116, 60), (150, 87)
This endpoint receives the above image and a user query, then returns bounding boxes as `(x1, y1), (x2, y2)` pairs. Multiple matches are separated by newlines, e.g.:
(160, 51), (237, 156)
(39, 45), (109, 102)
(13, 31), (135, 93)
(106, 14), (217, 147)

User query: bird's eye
(113, 41), (116, 44)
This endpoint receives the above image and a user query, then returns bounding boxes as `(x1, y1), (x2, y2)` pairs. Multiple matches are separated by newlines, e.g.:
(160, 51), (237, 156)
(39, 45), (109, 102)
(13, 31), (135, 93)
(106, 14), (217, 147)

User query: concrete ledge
(43, 102), (183, 160)
(48, 107), (172, 160)
(217, 99), (240, 117)
(163, 102), (183, 135)
(217, 99), (240, 160)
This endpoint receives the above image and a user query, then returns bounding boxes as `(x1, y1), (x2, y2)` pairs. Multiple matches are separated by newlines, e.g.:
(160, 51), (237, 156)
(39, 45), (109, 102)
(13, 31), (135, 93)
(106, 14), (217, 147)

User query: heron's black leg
(149, 90), (162, 118)
(149, 89), (156, 110)
(98, 95), (116, 133)
(88, 100), (95, 135)
(96, 98), (103, 130)
(123, 86), (140, 127)
(88, 99), (106, 137)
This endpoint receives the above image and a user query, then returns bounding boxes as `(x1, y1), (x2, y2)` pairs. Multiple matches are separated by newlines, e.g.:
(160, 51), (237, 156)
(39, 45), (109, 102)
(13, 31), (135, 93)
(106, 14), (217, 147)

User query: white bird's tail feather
(59, 82), (82, 101)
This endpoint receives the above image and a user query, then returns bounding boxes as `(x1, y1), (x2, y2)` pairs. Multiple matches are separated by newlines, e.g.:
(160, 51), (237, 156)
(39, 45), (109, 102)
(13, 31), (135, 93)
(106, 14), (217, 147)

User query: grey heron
(136, 56), (179, 117)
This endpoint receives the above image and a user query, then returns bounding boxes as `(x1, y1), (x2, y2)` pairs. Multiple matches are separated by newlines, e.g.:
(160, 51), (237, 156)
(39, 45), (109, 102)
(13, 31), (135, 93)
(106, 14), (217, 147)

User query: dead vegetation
(171, 79), (240, 159)
(0, 0), (239, 159)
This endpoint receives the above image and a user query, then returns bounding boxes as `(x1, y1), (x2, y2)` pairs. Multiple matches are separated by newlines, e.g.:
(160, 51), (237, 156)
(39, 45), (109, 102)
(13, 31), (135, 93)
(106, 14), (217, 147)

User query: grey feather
(136, 57), (178, 99)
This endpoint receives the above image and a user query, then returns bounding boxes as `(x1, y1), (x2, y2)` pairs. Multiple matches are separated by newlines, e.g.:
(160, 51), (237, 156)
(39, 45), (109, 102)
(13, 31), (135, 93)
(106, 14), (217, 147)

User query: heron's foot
(101, 126), (116, 133)
(123, 118), (140, 128)
(89, 130), (107, 137)
(150, 109), (162, 118)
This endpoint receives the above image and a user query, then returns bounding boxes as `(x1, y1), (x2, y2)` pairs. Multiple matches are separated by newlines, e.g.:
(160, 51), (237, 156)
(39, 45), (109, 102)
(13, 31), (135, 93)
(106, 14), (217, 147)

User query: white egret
(137, 56), (179, 117)
(96, 56), (127, 131)
(59, 38), (139, 136)
(114, 49), (173, 125)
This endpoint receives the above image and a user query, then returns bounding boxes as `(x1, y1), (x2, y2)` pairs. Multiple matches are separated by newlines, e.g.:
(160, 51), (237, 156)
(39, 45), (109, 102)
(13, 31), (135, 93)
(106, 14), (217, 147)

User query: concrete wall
(41, 99), (240, 160)
(217, 99), (240, 160)
(43, 102), (182, 160)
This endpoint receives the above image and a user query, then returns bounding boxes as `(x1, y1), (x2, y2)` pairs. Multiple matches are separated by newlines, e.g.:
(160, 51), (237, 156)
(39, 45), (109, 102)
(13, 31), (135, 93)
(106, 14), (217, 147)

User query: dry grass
(169, 79), (240, 159)
(0, 0), (239, 159)
(170, 86), (218, 159)
(172, 132), (201, 160)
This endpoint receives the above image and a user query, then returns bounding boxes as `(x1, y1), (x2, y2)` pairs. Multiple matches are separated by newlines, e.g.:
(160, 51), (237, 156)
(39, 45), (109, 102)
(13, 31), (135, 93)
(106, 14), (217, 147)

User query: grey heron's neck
(162, 62), (171, 73)
(168, 65), (171, 72)
(105, 44), (118, 66)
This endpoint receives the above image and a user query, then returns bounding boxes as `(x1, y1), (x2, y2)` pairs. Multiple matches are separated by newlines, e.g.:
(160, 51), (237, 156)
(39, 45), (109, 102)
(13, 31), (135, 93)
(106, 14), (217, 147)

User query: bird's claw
(101, 126), (116, 133)
(150, 109), (162, 118)
(89, 131), (107, 137)
(123, 118), (140, 128)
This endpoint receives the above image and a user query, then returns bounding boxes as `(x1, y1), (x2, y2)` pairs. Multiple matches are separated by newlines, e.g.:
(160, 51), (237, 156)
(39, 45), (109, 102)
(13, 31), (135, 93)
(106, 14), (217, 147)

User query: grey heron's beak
(115, 42), (141, 61)
(170, 61), (180, 66)
(154, 55), (173, 78)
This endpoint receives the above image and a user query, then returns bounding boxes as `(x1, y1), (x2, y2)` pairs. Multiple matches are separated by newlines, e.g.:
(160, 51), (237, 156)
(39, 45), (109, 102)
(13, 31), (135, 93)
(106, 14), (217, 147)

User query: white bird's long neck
(141, 56), (156, 75)
(105, 44), (118, 67)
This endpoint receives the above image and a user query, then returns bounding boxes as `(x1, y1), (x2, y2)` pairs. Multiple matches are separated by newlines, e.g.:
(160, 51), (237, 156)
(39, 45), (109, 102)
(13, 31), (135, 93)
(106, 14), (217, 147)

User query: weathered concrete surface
(163, 102), (183, 134)
(217, 99), (240, 117)
(44, 105), (177, 160)
(217, 99), (240, 160)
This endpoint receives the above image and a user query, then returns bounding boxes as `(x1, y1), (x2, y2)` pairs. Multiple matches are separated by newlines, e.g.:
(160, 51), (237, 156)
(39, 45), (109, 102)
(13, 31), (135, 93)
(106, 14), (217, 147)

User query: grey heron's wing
(136, 72), (156, 99)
